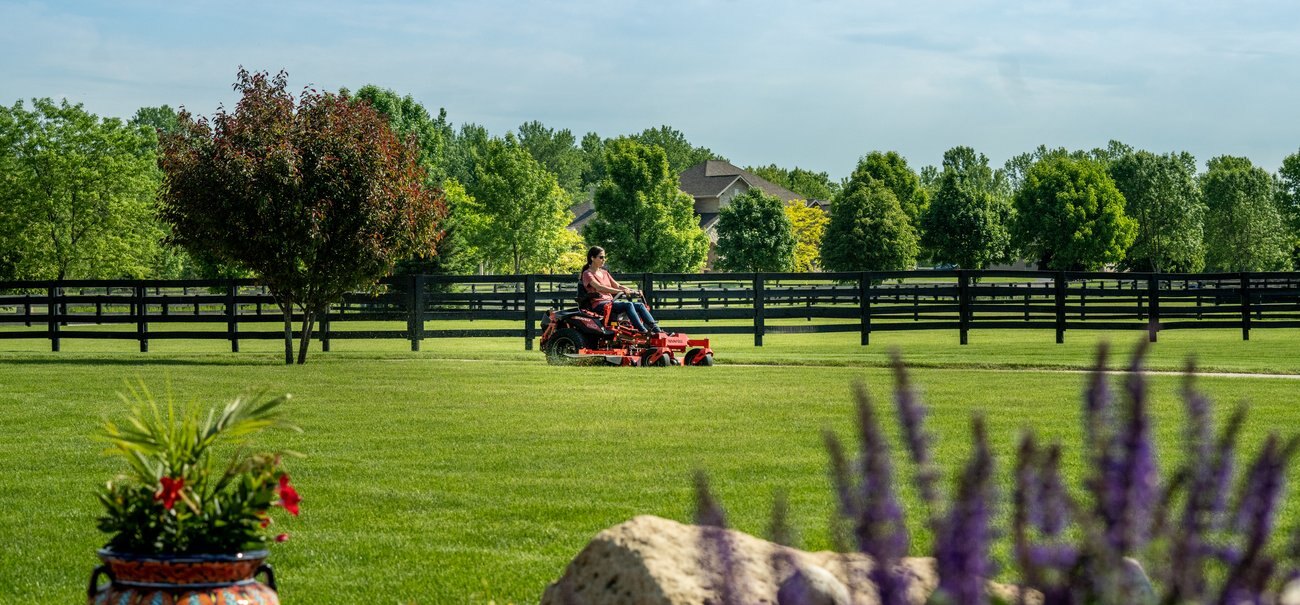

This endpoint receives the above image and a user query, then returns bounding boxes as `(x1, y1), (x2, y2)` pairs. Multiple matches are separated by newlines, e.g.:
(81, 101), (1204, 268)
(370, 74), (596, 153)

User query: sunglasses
(596, 255), (606, 259)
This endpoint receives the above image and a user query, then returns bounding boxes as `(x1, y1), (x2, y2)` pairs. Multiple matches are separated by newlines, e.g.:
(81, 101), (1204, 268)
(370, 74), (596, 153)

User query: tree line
(3, 78), (1299, 286)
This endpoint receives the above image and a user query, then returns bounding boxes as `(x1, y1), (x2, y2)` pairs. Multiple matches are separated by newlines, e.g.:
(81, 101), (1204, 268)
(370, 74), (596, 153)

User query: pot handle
(87, 565), (113, 598)
(256, 563), (278, 590)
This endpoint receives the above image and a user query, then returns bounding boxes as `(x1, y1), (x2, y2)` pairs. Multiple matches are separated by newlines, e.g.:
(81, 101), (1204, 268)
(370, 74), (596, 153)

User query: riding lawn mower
(539, 291), (714, 366)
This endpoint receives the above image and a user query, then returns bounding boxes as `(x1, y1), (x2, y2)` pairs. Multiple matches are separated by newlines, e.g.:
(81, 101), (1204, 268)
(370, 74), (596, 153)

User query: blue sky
(3, 0), (1299, 179)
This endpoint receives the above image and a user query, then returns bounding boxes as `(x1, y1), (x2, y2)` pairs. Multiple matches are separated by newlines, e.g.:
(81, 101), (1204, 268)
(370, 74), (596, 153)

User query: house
(567, 160), (827, 269)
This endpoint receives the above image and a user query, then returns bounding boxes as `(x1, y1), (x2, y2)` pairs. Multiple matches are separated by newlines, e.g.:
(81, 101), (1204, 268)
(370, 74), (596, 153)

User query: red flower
(277, 474), (301, 516)
(275, 533), (289, 543)
(258, 513), (270, 529)
(154, 476), (185, 510)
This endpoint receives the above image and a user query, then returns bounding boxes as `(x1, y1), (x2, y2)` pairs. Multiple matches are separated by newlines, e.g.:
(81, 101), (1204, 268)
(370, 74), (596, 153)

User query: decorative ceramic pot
(87, 549), (278, 605)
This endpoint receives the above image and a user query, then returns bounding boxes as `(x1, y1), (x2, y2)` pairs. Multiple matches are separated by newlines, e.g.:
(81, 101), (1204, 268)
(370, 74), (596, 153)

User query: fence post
(24, 293), (32, 327)
(136, 284), (149, 353)
(859, 272), (872, 346)
(958, 270), (970, 345)
(1240, 272), (1251, 341)
(1147, 274), (1160, 342)
(226, 282), (239, 353)
(48, 284), (60, 352)
(524, 274), (536, 351)
(1054, 271), (1066, 344)
(320, 301), (331, 353)
(408, 274), (423, 352)
(753, 273), (765, 347)
(639, 273), (653, 307)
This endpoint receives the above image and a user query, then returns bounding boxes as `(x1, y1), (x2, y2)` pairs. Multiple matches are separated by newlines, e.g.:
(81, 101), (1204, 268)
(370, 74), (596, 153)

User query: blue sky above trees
(3, 0), (1298, 178)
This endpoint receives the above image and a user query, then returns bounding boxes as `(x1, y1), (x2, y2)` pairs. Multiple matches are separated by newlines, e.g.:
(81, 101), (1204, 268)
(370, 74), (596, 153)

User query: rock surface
(540, 515), (1039, 605)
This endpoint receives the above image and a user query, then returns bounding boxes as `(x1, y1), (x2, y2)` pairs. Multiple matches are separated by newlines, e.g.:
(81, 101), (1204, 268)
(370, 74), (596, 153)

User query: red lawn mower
(539, 291), (714, 367)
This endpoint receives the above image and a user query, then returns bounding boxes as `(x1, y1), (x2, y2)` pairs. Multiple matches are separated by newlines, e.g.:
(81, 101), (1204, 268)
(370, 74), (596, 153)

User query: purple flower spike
(891, 350), (942, 528)
(1219, 435), (1298, 603)
(1083, 341), (1113, 454)
(851, 382), (911, 605)
(933, 415), (996, 605)
(693, 472), (744, 605)
(1037, 443), (1069, 537)
(1109, 341), (1157, 554)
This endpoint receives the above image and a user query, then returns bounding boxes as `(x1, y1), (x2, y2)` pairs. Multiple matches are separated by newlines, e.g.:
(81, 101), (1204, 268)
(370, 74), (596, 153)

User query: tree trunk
(296, 308), (317, 365)
(280, 303), (294, 365)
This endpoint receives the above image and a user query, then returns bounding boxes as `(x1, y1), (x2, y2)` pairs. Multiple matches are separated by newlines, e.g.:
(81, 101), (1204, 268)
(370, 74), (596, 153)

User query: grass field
(1, 328), (1298, 603)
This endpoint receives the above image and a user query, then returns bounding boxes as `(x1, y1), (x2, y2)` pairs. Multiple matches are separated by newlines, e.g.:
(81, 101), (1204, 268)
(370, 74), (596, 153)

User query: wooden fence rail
(1, 271), (1298, 353)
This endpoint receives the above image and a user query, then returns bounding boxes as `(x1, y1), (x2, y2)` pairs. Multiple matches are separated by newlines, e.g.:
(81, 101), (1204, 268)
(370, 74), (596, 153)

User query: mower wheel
(684, 349), (714, 366)
(545, 328), (587, 365)
(644, 352), (670, 367)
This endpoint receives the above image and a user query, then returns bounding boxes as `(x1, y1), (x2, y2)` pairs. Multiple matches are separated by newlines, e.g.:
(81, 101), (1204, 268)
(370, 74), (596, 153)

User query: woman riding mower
(580, 246), (662, 335)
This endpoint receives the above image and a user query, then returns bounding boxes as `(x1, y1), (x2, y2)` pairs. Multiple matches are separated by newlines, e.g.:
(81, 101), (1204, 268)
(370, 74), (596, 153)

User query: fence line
(2, 270), (1298, 353)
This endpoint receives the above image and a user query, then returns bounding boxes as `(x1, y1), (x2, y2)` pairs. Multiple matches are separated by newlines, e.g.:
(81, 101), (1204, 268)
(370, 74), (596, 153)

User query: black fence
(2, 270), (1298, 353)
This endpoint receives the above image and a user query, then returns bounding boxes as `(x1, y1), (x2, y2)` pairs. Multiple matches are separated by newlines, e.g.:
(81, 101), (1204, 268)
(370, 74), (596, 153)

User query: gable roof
(678, 160), (805, 203)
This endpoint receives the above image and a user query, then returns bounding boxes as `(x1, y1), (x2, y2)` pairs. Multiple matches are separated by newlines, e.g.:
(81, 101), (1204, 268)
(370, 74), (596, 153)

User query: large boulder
(540, 515), (1038, 605)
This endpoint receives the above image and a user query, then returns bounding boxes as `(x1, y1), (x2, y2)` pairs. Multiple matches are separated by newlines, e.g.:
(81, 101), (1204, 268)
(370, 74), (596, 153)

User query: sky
(3, 0), (1299, 179)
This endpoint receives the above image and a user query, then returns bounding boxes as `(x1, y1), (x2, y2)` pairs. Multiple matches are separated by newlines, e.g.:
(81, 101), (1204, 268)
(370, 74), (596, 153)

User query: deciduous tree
(353, 85), (454, 184)
(1109, 151), (1205, 272)
(0, 98), (163, 280)
(1275, 150), (1300, 264)
(1011, 156), (1136, 270)
(785, 201), (829, 272)
(582, 138), (708, 272)
(921, 147), (1013, 269)
(159, 69), (445, 364)
(850, 151), (930, 226)
(629, 125), (724, 175)
(517, 120), (585, 199)
(460, 134), (573, 274)
(714, 189), (795, 272)
(1202, 156), (1291, 271)
(820, 179), (918, 272)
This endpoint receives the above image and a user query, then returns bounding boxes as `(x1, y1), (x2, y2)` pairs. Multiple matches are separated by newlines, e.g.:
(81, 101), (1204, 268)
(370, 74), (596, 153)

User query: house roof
(568, 199), (596, 232)
(678, 160), (805, 203)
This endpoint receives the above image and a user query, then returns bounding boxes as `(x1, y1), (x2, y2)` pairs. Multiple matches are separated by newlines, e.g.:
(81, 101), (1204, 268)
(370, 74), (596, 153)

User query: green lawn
(0, 330), (1298, 603)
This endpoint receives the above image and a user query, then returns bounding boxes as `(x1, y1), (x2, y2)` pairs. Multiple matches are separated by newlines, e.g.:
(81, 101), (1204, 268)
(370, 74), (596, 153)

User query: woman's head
(584, 246), (606, 270)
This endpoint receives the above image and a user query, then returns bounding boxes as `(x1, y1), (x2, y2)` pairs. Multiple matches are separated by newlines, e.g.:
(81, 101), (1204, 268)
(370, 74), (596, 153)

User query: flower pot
(87, 548), (278, 605)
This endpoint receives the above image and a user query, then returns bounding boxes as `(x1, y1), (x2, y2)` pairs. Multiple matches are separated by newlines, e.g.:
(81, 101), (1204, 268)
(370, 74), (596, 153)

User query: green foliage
(850, 151), (930, 226)
(447, 123), (491, 191)
(353, 85), (455, 185)
(517, 121), (585, 199)
(129, 105), (180, 141)
(460, 135), (574, 274)
(820, 179), (918, 272)
(1275, 150), (1300, 265)
(0, 98), (164, 280)
(578, 131), (606, 192)
(1109, 151), (1205, 272)
(582, 138), (708, 273)
(785, 201), (829, 272)
(747, 164), (840, 201)
(1202, 156), (1291, 271)
(394, 178), (478, 276)
(1011, 156), (1137, 270)
(921, 147), (1013, 269)
(97, 384), (300, 554)
(159, 69), (446, 364)
(628, 125), (725, 175)
(714, 189), (795, 272)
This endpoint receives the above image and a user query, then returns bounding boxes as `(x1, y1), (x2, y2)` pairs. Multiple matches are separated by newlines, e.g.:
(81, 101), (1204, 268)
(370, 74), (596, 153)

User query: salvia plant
(694, 342), (1300, 604)
(96, 383), (302, 554)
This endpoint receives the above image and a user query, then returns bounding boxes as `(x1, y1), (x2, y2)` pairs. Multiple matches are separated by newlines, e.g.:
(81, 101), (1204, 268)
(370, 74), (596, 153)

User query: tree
(0, 98), (163, 280)
(460, 134), (574, 274)
(850, 151), (930, 226)
(921, 147), (1013, 269)
(1011, 156), (1136, 270)
(517, 120), (585, 199)
(1201, 156), (1291, 271)
(747, 164), (840, 201)
(629, 125), (725, 175)
(820, 179), (918, 272)
(129, 105), (181, 140)
(714, 189), (796, 272)
(353, 85), (454, 184)
(447, 122), (491, 190)
(582, 138), (708, 273)
(1108, 151), (1205, 272)
(578, 131), (606, 193)
(785, 201), (829, 272)
(159, 69), (445, 364)
(1275, 150), (1300, 264)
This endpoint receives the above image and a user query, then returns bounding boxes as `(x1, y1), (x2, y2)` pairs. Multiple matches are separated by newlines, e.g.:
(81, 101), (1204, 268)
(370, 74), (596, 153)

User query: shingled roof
(678, 160), (804, 202)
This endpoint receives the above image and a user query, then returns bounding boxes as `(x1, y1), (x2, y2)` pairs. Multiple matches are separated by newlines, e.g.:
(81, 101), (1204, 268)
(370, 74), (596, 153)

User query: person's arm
(585, 271), (624, 295)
